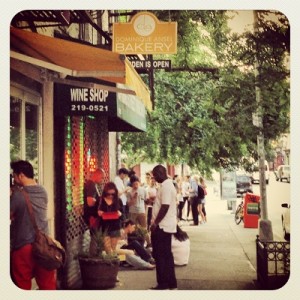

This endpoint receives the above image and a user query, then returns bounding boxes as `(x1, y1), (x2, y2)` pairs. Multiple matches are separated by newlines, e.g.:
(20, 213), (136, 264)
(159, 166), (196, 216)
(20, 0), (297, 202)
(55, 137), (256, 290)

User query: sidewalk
(113, 199), (259, 290)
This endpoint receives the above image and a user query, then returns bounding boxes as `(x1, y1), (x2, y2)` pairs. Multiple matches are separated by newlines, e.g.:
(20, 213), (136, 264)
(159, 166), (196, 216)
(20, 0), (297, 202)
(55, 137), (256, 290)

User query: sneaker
(146, 263), (156, 270)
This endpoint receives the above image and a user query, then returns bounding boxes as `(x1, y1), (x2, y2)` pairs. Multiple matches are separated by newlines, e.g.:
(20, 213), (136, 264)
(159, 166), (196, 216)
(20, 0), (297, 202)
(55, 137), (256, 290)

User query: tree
(122, 10), (290, 175)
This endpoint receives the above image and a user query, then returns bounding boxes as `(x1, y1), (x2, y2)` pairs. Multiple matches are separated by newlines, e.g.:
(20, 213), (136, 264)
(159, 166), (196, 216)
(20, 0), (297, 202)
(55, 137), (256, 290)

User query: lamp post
(253, 10), (273, 241)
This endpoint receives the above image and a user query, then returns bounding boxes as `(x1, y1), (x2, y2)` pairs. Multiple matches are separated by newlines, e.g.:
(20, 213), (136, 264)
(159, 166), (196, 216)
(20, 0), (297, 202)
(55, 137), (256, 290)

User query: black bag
(197, 184), (205, 200)
(22, 190), (66, 270)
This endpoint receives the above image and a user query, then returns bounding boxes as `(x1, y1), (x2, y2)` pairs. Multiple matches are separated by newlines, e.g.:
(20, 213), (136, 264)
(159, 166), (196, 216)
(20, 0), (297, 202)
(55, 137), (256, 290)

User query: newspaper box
(244, 193), (260, 228)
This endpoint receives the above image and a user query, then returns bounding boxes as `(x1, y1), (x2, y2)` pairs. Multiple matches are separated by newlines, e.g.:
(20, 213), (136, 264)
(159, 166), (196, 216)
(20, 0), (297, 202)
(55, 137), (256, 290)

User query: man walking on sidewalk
(150, 165), (177, 290)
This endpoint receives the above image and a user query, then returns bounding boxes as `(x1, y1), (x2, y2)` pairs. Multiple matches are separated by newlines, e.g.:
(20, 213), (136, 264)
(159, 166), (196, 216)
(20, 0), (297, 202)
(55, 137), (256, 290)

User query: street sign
(130, 59), (171, 70)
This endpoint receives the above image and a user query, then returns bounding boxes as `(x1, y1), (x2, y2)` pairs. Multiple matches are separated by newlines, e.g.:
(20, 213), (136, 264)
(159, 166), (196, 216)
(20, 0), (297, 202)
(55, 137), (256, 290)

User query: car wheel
(284, 229), (290, 241)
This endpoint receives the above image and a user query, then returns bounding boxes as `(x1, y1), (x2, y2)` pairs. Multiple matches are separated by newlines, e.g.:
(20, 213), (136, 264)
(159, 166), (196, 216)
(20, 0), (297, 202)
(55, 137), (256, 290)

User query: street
(206, 170), (290, 241)
(251, 171), (290, 241)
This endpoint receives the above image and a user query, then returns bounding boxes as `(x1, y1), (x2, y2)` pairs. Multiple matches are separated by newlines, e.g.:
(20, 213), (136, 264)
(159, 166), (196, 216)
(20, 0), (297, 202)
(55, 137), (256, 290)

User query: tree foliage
(122, 10), (290, 175)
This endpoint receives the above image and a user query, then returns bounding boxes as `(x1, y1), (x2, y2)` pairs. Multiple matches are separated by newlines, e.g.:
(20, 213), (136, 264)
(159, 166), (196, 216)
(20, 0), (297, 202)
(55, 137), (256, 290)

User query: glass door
(10, 85), (41, 179)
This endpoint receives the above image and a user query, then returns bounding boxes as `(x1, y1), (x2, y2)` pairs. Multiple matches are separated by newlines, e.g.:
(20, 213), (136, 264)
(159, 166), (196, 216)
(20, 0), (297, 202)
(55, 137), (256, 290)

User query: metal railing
(256, 235), (290, 289)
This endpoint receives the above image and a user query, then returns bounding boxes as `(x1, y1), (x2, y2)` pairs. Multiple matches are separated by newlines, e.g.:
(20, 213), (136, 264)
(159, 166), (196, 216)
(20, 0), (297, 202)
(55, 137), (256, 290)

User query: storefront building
(10, 11), (151, 288)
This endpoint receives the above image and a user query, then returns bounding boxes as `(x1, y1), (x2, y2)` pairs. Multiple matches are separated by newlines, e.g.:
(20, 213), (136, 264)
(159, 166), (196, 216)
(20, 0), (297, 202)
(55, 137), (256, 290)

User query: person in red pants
(10, 160), (56, 290)
(11, 244), (56, 290)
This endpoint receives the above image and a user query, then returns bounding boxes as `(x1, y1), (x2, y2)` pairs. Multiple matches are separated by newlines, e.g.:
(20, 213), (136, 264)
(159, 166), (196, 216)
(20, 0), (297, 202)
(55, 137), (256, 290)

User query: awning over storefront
(10, 27), (152, 111)
(54, 82), (147, 132)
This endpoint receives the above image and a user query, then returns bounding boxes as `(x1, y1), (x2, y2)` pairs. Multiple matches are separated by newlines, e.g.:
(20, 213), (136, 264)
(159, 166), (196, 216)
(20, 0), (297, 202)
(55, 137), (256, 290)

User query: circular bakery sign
(133, 13), (156, 36)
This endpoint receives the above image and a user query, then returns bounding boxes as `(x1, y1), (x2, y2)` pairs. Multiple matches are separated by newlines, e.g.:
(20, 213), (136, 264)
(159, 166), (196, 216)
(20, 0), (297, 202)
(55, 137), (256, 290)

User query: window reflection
(10, 96), (21, 161)
(10, 93), (39, 179)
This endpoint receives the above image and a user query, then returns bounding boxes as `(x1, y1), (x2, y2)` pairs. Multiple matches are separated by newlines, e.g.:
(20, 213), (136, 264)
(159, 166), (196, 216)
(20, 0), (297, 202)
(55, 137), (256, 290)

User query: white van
(276, 165), (290, 183)
(251, 160), (270, 184)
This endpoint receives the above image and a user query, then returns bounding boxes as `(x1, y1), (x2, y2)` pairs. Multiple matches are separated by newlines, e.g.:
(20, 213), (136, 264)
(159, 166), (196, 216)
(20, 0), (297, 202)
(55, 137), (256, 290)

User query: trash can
(243, 193), (260, 228)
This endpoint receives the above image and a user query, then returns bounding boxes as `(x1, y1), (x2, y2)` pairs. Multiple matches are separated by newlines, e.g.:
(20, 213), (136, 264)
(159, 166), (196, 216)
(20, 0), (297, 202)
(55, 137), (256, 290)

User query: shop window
(10, 86), (40, 179)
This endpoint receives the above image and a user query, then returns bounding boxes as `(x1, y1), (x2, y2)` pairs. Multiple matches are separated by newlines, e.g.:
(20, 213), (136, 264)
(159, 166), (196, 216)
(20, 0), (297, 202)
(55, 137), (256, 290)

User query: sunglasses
(106, 193), (116, 196)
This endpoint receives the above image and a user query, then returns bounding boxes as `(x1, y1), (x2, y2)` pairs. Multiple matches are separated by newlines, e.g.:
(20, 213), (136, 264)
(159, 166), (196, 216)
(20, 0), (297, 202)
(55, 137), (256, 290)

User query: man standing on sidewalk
(10, 160), (56, 289)
(83, 168), (105, 255)
(150, 165), (177, 290)
(114, 167), (130, 219)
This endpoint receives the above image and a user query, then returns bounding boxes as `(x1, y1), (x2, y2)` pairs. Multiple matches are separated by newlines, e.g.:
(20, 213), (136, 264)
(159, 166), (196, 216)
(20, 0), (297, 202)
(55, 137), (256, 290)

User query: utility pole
(253, 10), (273, 241)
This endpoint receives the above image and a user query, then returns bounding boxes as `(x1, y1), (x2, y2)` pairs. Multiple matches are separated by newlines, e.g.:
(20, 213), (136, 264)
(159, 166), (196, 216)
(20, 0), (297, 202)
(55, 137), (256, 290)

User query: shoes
(122, 262), (132, 268)
(149, 285), (168, 290)
(148, 258), (156, 265)
(146, 263), (156, 270)
(149, 285), (177, 290)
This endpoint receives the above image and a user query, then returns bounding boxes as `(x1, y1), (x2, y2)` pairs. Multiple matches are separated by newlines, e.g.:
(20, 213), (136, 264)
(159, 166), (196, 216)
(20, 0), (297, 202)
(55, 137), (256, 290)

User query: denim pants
(122, 240), (151, 262)
(151, 226), (177, 289)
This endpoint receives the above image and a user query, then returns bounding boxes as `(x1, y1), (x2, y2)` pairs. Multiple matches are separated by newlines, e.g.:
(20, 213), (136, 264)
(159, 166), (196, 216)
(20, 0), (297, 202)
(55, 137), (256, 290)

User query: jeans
(178, 197), (189, 220)
(121, 240), (151, 262)
(151, 226), (177, 289)
(191, 196), (199, 225)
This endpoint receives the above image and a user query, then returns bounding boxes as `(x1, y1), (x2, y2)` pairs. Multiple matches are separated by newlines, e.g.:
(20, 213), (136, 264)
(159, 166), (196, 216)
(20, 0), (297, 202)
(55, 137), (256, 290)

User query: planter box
(79, 256), (119, 289)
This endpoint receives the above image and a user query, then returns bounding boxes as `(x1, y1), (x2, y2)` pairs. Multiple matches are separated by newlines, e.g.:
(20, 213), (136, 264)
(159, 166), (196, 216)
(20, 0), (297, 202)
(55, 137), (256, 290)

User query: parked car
(281, 203), (290, 240)
(277, 165), (290, 183)
(250, 160), (270, 184)
(236, 175), (253, 197)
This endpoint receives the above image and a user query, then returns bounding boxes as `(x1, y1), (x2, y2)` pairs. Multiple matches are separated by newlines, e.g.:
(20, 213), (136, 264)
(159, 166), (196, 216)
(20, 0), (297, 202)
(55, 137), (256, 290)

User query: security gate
(54, 115), (110, 289)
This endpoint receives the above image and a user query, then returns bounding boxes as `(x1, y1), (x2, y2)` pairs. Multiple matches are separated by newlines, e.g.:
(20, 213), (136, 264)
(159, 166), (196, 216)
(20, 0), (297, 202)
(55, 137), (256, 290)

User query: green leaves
(122, 10), (289, 175)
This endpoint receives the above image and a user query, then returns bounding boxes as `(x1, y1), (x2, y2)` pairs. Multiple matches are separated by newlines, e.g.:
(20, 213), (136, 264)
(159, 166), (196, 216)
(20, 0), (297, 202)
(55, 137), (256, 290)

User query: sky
(227, 10), (255, 33)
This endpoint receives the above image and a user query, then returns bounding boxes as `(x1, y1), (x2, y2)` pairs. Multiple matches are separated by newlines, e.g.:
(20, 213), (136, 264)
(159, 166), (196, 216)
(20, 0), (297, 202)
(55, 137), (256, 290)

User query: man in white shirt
(150, 165), (177, 290)
(114, 168), (129, 218)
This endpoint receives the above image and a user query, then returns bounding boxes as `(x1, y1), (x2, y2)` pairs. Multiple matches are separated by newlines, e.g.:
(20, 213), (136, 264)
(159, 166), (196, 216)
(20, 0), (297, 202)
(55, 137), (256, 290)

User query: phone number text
(71, 105), (109, 112)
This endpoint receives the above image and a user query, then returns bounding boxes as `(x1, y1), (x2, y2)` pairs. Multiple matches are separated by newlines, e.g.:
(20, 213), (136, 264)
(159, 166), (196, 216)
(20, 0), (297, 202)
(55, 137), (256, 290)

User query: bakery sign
(113, 11), (177, 54)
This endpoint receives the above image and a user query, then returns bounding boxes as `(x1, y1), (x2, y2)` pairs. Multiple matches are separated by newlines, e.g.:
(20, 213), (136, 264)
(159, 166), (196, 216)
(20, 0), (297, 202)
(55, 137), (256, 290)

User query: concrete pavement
(114, 198), (259, 290)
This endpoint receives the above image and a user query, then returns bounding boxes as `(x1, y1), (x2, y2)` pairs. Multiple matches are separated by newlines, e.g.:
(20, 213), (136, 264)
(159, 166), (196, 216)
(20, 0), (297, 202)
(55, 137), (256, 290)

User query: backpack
(197, 184), (205, 200)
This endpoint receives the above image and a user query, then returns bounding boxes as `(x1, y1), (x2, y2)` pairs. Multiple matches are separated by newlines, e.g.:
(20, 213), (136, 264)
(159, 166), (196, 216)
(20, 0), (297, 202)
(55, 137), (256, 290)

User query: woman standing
(178, 175), (190, 221)
(98, 182), (122, 254)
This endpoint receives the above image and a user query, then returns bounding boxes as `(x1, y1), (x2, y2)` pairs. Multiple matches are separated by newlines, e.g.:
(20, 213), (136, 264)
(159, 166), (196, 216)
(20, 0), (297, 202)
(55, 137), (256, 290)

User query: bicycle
(235, 199), (244, 225)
